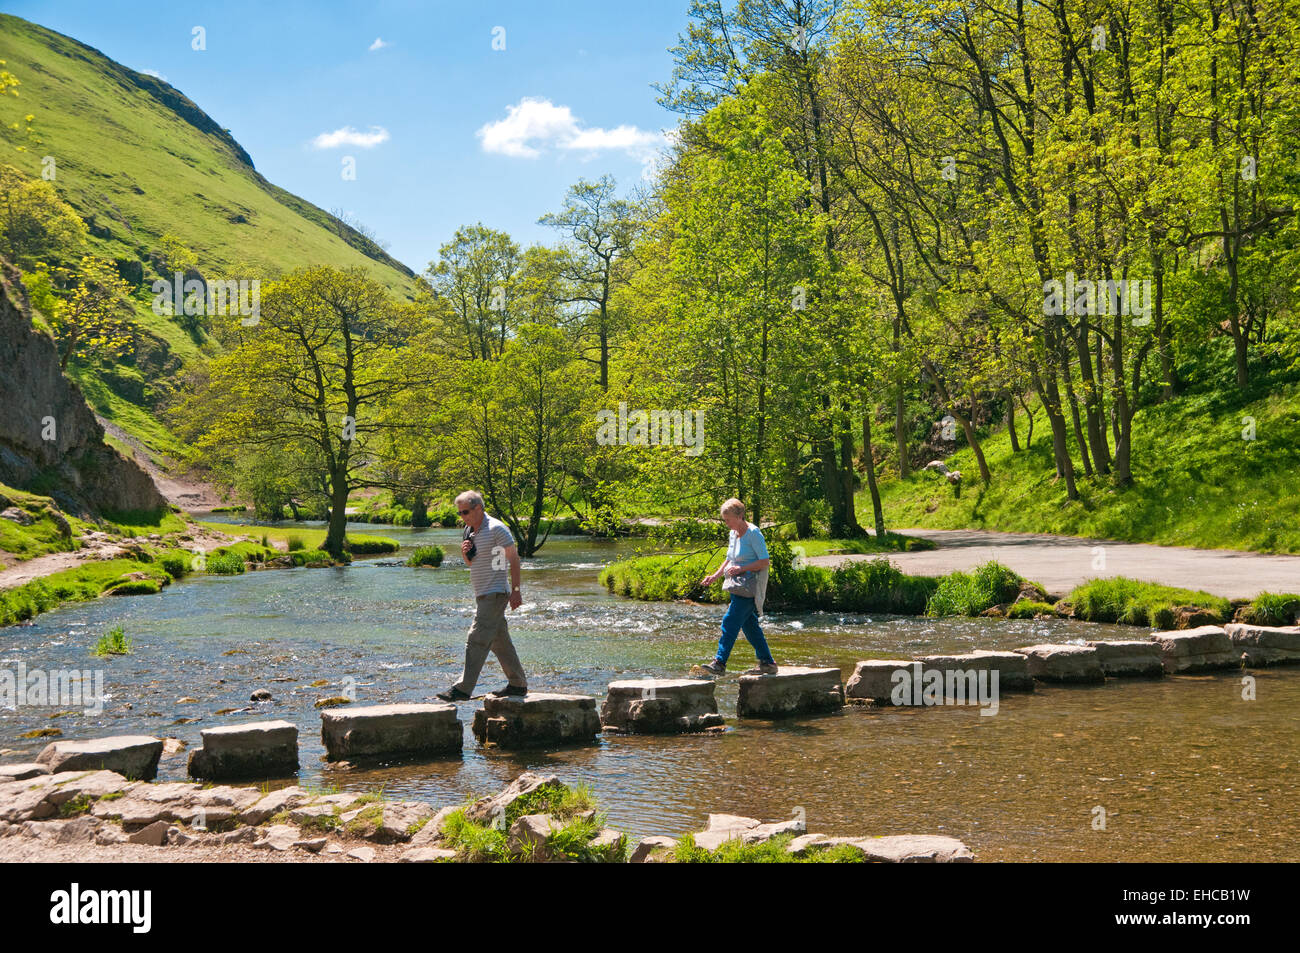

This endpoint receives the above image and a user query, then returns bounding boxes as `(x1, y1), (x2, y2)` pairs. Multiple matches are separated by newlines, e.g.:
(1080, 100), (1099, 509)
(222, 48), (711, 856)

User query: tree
(424, 224), (522, 360)
(0, 165), (87, 267)
(50, 256), (133, 370)
(539, 176), (643, 390)
(178, 266), (424, 559)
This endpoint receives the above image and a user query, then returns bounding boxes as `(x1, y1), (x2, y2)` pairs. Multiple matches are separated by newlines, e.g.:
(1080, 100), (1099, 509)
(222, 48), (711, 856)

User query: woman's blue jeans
(715, 595), (774, 667)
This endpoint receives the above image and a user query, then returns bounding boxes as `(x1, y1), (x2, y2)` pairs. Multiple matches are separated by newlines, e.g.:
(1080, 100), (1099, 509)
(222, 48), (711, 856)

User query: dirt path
(805, 528), (1300, 599)
(97, 416), (228, 513)
(0, 523), (237, 591)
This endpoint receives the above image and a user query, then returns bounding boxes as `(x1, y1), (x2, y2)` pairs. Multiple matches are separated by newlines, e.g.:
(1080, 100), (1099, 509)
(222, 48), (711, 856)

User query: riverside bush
(926, 561), (1024, 617)
(1239, 591), (1300, 625)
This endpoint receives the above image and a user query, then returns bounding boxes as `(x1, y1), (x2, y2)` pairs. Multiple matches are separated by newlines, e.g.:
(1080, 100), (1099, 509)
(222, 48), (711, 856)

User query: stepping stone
(1149, 626), (1239, 673)
(1014, 644), (1105, 683)
(36, 735), (163, 780)
(1224, 623), (1300, 666)
(736, 666), (843, 718)
(0, 762), (51, 781)
(320, 703), (462, 761)
(916, 650), (1035, 693)
(844, 660), (915, 705)
(187, 720), (298, 780)
(601, 679), (724, 733)
(470, 693), (601, 749)
(1086, 639), (1165, 677)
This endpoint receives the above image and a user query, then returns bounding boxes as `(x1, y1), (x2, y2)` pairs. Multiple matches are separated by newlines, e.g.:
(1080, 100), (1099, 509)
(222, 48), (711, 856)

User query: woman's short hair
(720, 498), (746, 518)
(454, 490), (484, 510)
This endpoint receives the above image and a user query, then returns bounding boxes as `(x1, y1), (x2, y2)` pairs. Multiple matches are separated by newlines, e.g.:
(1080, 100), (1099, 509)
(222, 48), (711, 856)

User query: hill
(0, 14), (419, 481)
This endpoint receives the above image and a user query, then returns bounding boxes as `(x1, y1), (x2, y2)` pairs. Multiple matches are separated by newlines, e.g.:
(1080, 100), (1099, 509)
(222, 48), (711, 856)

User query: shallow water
(2, 523), (1296, 861)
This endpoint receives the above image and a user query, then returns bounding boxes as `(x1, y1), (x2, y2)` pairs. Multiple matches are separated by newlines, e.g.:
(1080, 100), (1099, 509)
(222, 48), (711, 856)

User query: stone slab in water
(470, 693), (601, 749)
(736, 666), (843, 718)
(321, 703), (462, 761)
(187, 720), (298, 780)
(844, 660), (915, 705)
(916, 650), (1035, 693)
(1150, 626), (1239, 673)
(36, 735), (163, 780)
(1014, 644), (1105, 683)
(1224, 623), (1300, 666)
(601, 678), (723, 733)
(1086, 639), (1165, 677)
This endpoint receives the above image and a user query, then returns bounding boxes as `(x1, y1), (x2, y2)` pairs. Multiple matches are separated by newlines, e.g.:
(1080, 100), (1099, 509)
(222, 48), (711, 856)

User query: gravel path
(805, 528), (1300, 599)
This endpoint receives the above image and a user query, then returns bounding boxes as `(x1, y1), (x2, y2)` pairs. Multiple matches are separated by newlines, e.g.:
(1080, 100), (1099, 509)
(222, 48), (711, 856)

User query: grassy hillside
(872, 363), (1300, 554)
(0, 14), (421, 478)
(0, 14), (417, 295)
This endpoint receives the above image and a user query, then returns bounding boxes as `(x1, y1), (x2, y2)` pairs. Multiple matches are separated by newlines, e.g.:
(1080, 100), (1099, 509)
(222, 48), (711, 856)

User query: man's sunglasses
(458, 505), (479, 516)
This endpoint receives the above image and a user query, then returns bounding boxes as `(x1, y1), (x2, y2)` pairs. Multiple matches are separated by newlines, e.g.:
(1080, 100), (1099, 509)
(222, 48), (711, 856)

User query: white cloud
(369, 37), (388, 51)
(141, 68), (167, 81)
(476, 96), (666, 164)
(311, 125), (391, 149)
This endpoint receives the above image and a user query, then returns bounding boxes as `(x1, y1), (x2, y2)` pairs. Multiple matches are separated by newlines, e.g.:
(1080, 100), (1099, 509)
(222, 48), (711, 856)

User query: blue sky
(3, 0), (687, 272)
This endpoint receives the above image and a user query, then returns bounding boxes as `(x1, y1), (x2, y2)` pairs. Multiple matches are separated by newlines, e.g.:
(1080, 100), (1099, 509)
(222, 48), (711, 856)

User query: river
(2, 521), (1296, 861)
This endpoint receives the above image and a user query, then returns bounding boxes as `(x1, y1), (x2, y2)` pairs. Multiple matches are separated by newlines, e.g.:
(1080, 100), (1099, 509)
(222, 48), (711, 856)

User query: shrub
(286, 535), (306, 552)
(105, 577), (162, 596)
(927, 561), (1024, 617)
(290, 549), (337, 567)
(406, 545), (444, 568)
(828, 557), (936, 615)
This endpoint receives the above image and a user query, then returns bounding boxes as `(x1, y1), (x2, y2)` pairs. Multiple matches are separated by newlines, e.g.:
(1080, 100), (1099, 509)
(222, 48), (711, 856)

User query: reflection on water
(2, 523), (1296, 860)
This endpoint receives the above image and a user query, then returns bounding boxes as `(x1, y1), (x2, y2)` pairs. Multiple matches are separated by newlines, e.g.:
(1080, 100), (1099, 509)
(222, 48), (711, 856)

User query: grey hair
(455, 490), (484, 509)
(720, 498), (745, 518)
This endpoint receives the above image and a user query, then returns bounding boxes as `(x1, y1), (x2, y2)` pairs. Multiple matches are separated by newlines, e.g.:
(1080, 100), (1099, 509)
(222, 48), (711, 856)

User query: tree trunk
(323, 472), (349, 559)
(1006, 391), (1021, 452)
(862, 410), (887, 539)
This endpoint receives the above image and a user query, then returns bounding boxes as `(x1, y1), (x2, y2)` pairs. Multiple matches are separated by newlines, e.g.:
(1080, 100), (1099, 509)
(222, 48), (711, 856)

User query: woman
(696, 498), (778, 675)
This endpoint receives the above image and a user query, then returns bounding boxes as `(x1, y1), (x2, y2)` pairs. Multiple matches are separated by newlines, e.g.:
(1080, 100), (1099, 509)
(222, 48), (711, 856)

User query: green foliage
(92, 625), (131, 656)
(157, 550), (190, 579)
(344, 535), (400, 555)
(599, 549), (724, 602)
(1239, 592), (1300, 625)
(828, 557), (937, 615)
(1065, 577), (1231, 627)
(926, 561), (1024, 618)
(204, 551), (246, 575)
(406, 545), (444, 568)
(285, 535), (305, 552)
(672, 833), (866, 864)
(289, 548), (338, 567)
(1006, 600), (1057, 620)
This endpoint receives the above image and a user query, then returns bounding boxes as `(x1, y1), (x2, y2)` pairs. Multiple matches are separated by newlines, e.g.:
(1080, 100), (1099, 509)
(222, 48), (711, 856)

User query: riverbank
(601, 540), (1299, 629)
(0, 768), (967, 863)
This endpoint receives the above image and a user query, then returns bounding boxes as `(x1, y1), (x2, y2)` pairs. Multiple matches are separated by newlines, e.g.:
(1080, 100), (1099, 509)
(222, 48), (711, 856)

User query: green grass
(0, 483), (91, 564)
(438, 783), (616, 863)
(1238, 592), (1300, 626)
(671, 833), (866, 863)
(0, 557), (171, 626)
(779, 534), (937, 557)
(92, 624), (132, 656)
(1006, 600), (1057, 619)
(1062, 577), (1232, 628)
(406, 545), (444, 568)
(0, 15), (417, 296)
(926, 560), (1026, 617)
(873, 372), (1300, 554)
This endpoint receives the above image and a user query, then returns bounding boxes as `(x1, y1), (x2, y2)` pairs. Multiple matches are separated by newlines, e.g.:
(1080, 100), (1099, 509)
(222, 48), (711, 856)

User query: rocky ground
(0, 767), (973, 864)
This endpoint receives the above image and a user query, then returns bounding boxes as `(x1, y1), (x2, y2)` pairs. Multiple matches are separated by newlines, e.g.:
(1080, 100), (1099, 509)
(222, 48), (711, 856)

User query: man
(436, 491), (528, 701)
